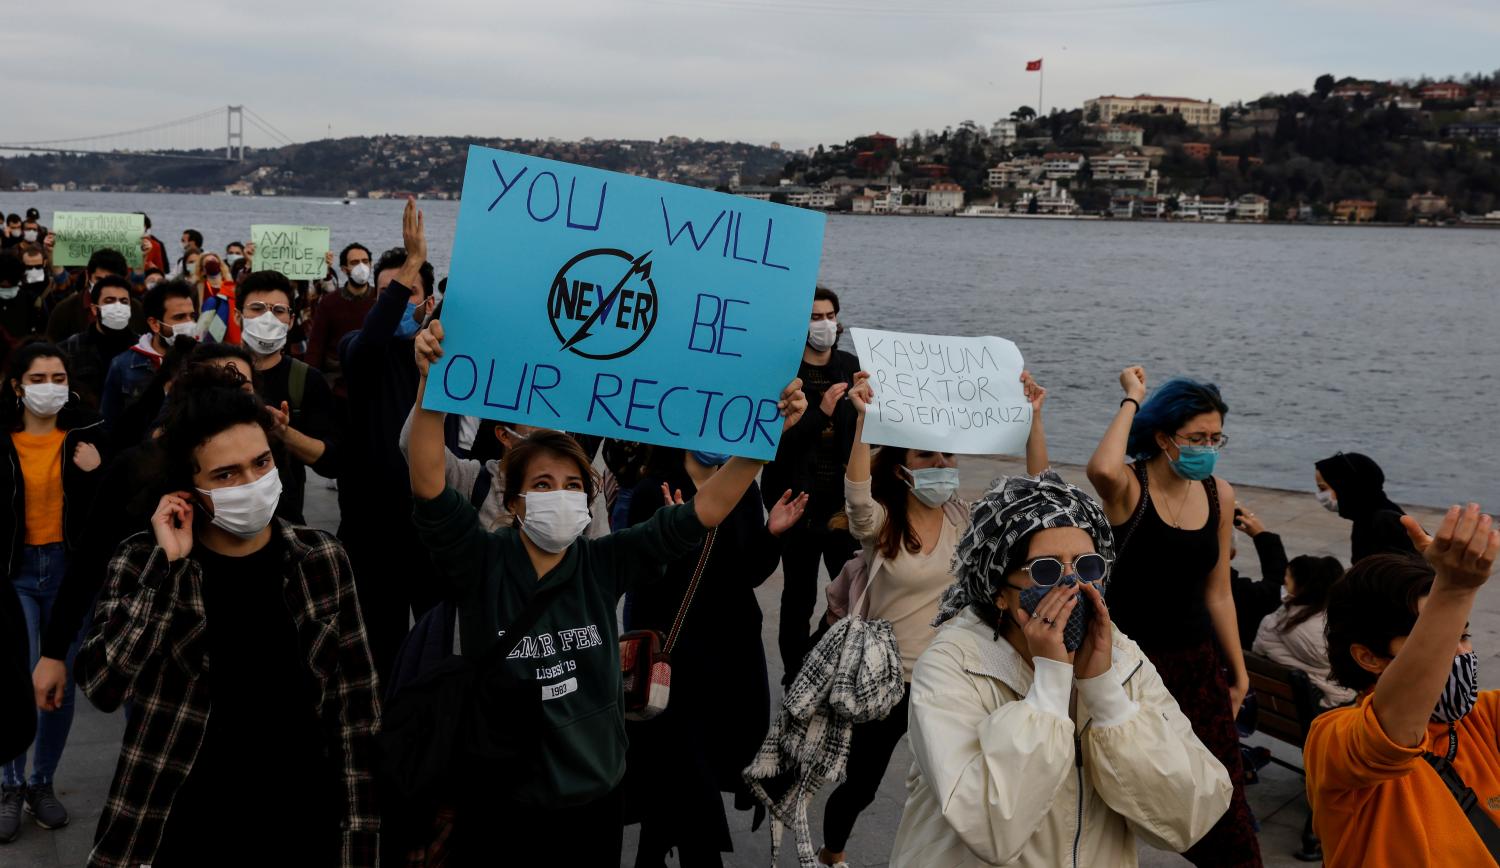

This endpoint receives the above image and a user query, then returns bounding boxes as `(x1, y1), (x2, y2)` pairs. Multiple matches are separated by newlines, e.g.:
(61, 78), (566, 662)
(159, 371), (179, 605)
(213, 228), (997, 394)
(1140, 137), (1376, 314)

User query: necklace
(1153, 464), (1193, 529)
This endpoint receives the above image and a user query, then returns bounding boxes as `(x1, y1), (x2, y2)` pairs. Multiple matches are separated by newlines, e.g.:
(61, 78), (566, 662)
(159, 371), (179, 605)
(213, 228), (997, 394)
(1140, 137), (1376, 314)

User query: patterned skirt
(1147, 639), (1264, 868)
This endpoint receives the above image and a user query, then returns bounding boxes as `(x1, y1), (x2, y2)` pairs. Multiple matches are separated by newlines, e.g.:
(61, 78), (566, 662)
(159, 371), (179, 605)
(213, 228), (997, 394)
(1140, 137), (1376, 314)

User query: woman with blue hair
(1085, 366), (1261, 867)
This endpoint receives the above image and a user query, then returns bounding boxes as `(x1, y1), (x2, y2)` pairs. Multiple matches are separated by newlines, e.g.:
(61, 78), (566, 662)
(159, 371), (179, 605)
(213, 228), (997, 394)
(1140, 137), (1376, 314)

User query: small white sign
(850, 327), (1031, 455)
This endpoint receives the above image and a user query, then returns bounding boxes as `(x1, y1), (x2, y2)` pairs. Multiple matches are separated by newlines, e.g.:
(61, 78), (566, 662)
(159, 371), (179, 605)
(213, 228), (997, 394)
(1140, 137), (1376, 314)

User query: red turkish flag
(1026, 59), (1043, 71)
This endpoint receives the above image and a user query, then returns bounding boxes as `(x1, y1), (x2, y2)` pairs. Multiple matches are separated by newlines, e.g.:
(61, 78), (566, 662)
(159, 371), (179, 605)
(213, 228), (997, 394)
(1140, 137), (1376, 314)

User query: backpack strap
(470, 465), (494, 511)
(1423, 725), (1500, 859)
(662, 529), (716, 654)
(287, 358), (310, 423)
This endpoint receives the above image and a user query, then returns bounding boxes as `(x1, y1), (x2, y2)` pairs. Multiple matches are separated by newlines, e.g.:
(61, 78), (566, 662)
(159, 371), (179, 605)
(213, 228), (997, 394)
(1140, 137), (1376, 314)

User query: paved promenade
(7, 460), (1487, 867)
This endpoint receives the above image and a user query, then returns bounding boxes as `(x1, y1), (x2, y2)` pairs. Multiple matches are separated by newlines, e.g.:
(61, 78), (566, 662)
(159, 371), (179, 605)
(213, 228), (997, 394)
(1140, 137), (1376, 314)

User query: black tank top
(1108, 462), (1220, 652)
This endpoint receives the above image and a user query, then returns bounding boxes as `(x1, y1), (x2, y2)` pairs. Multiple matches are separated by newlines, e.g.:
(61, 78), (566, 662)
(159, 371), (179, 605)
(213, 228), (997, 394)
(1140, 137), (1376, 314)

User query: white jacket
(1252, 606), (1356, 709)
(889, 608), (1232, 868)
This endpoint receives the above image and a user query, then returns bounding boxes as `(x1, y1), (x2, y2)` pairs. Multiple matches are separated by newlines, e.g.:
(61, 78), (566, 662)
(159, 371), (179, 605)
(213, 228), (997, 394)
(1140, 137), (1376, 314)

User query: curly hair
(162, 364), (272, 488)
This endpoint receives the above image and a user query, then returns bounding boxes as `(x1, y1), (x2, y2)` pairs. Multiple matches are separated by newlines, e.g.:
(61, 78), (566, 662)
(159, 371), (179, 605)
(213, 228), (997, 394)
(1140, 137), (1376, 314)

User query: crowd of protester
(0, 200), (1496, 868)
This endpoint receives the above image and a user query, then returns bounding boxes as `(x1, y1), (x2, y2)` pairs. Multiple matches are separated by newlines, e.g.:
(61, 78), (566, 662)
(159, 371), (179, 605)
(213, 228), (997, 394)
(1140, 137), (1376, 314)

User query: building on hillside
(1333, 199), (1378, 223)
(925, 182), (966, 214)
(1420, 82), (1468, 101)
(991, 118), (1018, 147)
(1023, 182), (1078, 216)
(734, 184), (837, 209)
(1138, 196), (1167, 219)
(1331, 81), (1379, 99)
(1084, 94), (1222, 128)
(1442, 122), (1500, 142)
(1110, 196), (1139, 218)
(1177, 194), (1229, 222)
(988, 158), (1043, 189)
(852, 194), (877, 214)
(1232, 194), (1270, 221)
(1091, 153), (1150, 181)
(1096, 124), (1145, 147)
(1407, 191), (1451, 217)
(1182, 142), (1212, 161)
(1042, 152), (1085, 179)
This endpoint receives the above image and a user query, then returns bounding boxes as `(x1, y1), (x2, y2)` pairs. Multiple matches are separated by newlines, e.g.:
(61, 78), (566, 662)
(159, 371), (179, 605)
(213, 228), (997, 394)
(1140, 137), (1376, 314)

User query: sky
(6, 0), (1500, 152)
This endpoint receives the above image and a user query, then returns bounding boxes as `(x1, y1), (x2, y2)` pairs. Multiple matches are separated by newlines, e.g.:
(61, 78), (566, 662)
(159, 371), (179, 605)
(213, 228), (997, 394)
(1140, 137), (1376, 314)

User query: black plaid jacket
(75, 521), (381, 868)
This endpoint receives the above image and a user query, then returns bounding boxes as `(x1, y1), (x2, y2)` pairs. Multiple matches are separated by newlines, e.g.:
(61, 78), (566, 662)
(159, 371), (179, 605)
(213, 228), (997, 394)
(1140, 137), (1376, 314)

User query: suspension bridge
(0, 106), (295, 162)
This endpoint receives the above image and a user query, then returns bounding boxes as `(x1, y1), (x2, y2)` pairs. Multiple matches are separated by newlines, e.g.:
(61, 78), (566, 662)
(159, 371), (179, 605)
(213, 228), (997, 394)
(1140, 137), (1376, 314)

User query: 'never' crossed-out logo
(547, 248), (659, 360)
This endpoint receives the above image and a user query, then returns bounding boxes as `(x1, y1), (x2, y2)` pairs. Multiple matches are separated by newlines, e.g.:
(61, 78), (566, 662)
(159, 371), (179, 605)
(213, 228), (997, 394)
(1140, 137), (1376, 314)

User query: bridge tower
(226, 105), (244, 161)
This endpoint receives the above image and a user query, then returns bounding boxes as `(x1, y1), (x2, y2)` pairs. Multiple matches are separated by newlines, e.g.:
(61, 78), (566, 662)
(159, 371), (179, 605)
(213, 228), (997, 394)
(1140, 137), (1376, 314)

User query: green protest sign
(51, 212), (145, 268)
(250, 224), (330, 280)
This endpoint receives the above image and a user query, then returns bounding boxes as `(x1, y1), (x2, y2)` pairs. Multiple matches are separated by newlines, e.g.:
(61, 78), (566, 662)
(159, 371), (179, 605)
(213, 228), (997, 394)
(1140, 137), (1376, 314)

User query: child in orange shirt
(1305, 504), (1500, 868)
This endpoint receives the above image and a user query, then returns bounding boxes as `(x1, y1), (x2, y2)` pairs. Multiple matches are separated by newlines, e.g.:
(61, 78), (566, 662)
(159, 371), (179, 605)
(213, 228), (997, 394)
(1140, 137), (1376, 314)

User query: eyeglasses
(1018, 553), (1110, 586)
(245, 302), (292, 317)
(1174, 432), (1229, 449)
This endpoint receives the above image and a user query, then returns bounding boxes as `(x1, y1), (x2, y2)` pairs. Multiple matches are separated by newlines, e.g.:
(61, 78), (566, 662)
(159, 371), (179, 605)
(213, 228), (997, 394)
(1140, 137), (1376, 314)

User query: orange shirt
(1306, 690), (1500, 868)
(11, 428), (66, 546)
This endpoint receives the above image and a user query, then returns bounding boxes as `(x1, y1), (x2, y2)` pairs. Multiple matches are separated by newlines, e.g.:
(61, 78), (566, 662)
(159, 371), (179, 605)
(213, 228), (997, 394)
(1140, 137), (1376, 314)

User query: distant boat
(958, 205), (1098, 220)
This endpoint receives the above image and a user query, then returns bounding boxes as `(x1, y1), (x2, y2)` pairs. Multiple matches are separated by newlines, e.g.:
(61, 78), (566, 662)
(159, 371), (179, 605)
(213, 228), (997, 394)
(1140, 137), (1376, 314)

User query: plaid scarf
(744, 610), (905, 868)
(934, 468), (1116, 629)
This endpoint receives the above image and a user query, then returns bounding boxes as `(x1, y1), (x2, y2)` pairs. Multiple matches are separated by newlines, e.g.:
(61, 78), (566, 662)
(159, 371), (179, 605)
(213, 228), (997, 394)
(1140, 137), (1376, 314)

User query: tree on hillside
(1011, 106), (1036, 122)
(1315, 74), (1336, 99)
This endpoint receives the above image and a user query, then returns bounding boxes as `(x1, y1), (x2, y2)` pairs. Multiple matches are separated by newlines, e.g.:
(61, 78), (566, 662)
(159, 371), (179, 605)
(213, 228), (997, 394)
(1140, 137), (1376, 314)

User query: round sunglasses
(1018, 553), (1110, 586)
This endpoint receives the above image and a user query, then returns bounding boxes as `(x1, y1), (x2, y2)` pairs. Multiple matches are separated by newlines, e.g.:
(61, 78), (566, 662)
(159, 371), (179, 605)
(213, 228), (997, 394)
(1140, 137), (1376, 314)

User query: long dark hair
(3, 340), (72, 431)
(871, 445), (922, 560)
(1281, 554), (1345, 629)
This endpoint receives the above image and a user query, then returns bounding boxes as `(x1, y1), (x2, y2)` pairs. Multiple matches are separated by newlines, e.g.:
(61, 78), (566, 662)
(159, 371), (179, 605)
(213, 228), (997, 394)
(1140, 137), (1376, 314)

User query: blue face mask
(690, 450), (732, 467)
(904, 465), (959, 508)
(395, 301), (421, 338)
(1168, 444), (1219, 481)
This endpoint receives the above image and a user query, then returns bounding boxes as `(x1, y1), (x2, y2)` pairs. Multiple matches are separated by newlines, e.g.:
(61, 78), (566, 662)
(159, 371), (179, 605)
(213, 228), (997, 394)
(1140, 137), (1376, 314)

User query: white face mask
(519, 490), (591, 553)
(197, 469), (283, 538)
(807, 319), (837, 351)
(241, 312), (289, 356)
(98, 302), (132, 331)
(23, 267), (45, 285)
(348, 263), (371, 285)
(224, 253), (243, 266)
(1316, 489), (1338, 513)
(160, 321), (198, 346)
(0, 285), (18, 301)
(22, 383), (69, 417)
(22, 230), (38, 243)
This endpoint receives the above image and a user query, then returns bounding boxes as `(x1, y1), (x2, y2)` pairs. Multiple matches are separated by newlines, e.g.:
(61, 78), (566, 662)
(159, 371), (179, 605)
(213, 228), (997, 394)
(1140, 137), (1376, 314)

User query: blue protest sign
(422, 145), (827, 459)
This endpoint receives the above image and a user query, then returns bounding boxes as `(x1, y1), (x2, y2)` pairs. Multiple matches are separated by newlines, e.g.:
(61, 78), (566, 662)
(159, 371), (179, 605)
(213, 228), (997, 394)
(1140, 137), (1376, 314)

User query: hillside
(0, 134), (792, 197)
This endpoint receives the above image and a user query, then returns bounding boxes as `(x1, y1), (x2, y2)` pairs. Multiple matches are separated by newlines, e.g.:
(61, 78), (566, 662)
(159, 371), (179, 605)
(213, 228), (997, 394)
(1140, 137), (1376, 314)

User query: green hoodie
(412, 486), (705, 807)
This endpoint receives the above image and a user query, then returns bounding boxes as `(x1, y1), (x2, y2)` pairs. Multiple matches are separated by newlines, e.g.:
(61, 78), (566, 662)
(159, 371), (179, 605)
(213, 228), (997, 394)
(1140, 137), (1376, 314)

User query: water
(13, 192), (1498, 508)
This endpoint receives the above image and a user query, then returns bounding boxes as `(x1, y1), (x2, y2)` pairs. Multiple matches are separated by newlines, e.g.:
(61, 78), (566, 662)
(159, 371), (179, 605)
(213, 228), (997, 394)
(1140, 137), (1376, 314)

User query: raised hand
(414, 319), (445, 377)
(1013, 583), (1077, 664)
(72, 442), (101, 472)
(403, 197), (428, 265)
(266, 401), (292, 437)
(767, 489), (810, 536)
(152, 492), (196, 562)
(1234, 507), (1265, 537)
(660, 482), (686, 507)
(1119, 366), (1146, 402)
(1021, 369), (1046, 413)
(1073, 581), (1113, 680)
(244, 241), (256, 264)
(819, 382), (849, 417)
(778, 377), (807, 431)
(848, 370), (873, 416)
(1413, 504), (1499, 592)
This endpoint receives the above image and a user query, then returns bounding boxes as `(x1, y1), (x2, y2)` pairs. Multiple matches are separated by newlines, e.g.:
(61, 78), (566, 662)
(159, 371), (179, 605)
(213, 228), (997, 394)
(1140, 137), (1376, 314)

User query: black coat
(1230, 531), (1290, 648)
(761, 349), (860, 523)
(621, 469), (782, 852)
(2, 404), (107, 581)
(1315, 452), (1417, 565)
(1, 578), (34, 763)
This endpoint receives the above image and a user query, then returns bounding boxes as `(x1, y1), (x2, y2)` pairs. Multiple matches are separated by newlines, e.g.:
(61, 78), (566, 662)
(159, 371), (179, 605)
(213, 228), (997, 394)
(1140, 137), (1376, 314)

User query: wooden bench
(1241, 650), (1324, 861)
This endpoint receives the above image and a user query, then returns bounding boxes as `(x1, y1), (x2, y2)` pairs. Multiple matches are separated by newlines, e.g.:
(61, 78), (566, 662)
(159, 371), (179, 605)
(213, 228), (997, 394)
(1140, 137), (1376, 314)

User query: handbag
(620, 529), (716, 721)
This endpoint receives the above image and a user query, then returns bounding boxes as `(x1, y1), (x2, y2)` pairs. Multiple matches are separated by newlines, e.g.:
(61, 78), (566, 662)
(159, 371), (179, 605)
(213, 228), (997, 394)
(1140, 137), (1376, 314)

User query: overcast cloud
(7, 0), (1500, 150)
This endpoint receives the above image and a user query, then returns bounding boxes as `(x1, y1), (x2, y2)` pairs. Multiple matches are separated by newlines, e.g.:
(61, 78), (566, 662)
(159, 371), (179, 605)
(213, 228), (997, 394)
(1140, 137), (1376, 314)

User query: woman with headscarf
(1314, 452), (1417, 565)
(889, 471), (1232, 867)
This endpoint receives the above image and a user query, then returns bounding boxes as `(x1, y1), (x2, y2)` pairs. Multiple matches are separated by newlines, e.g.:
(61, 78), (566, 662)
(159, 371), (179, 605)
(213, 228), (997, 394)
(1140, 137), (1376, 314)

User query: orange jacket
(1306, 690), (1500, 868)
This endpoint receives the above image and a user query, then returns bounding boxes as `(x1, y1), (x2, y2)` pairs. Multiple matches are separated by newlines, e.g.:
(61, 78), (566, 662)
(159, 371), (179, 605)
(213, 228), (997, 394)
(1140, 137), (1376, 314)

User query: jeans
(4, 543), (77, 788)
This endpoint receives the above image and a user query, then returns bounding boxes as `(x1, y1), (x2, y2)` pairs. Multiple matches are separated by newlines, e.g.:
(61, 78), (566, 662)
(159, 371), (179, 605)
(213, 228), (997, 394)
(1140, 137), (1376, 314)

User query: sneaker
(24, 783), (68, 830)
(0, 785), (23, 843)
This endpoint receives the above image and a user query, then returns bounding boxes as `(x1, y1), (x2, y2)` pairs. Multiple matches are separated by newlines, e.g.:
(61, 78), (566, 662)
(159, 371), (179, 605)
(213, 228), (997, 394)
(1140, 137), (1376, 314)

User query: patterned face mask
(1432, 652), (1479, 723)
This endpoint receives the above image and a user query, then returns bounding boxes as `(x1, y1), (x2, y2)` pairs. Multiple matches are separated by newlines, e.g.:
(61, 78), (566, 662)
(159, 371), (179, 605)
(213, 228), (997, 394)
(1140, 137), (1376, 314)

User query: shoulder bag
(619, 529), (716, 721)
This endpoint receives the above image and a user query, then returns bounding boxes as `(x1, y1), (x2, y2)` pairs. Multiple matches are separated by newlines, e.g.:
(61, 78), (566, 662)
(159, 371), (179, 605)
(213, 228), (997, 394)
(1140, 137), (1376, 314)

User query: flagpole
(1039, 64), (1044, 118)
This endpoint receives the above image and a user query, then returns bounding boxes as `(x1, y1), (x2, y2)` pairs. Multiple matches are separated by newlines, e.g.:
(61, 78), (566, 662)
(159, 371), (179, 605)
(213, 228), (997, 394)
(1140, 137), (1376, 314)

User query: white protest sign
(850, 327), (1031, 455)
